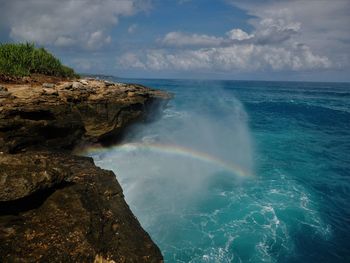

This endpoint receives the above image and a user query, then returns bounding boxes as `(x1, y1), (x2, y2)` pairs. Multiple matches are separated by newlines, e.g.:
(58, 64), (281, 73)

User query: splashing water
(85, 142), (251, 178)
(83, 79), (350, 262)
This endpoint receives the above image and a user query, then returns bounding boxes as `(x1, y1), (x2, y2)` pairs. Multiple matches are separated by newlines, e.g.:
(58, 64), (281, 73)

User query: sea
(85, 79), (350, 262)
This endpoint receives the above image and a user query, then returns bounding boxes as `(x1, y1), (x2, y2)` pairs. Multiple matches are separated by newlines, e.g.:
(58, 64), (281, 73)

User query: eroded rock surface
(0, 79), (171, 153)
(0, 78), (170, 262)
(0, 152), (162, 262)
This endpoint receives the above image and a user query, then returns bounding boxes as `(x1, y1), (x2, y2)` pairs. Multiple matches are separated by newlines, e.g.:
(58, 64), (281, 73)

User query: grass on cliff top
(0, 42), (78, 78)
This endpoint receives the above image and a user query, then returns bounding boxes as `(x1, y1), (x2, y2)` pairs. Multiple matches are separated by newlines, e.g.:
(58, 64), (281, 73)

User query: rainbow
(80, 142), (251, 177)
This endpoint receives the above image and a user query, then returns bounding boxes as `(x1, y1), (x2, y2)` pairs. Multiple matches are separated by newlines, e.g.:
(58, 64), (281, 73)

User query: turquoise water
(87, 79), (350, 262)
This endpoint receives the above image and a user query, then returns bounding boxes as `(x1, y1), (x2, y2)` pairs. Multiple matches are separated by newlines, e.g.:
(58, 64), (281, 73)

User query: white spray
(89, 88), (255, 229)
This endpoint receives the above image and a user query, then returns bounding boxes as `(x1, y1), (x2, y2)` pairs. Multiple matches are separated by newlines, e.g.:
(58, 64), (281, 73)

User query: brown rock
(72, 81), (84, 89)
(0, 151), (163, 262)
(79, 79), (89, 85)
(0, 153), (72, 202)
(0, 78), (171, 262)
(42, 83), (55, 88)
(0, 85), (7, 92)
(104, 80), (114, 86)
(0, 79), (171, 153)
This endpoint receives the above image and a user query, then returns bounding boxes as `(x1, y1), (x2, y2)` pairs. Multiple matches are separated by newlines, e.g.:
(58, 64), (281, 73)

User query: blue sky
(1, 0), (350, 81)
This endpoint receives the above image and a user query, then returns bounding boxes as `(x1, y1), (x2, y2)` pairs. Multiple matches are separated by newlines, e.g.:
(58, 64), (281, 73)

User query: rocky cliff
(0, 78), (171, 262)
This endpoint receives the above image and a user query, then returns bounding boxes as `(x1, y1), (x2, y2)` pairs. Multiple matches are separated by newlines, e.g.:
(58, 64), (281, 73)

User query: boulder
(79, 79), (89, 85)
(0, 151), (163, 262)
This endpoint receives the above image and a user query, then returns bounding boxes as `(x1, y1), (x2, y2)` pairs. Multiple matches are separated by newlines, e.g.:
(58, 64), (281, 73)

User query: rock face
(0, 78), (170, 262)
(0, 79), (171, 153)
(0, 152), (162, 262)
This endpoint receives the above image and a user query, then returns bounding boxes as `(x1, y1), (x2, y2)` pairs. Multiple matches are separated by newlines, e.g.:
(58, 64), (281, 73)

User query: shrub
(0, 42), (78, 78)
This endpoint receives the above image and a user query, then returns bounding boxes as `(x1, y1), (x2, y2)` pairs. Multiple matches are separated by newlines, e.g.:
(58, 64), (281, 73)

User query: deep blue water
(87, 79), (350, 262)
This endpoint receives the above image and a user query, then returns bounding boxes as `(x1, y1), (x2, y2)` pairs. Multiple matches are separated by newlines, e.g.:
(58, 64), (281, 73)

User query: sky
(0, 0), (349, 82)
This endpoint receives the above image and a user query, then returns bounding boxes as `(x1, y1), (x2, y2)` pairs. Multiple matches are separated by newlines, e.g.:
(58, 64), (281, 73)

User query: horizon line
(79, 72), (350, 84)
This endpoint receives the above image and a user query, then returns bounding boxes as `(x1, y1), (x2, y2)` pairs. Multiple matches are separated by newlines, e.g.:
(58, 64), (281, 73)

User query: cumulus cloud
(119, 15), (331, 72)
(119, 52), (146, 69)
(160, 32), (223, 47)
(1, 0), (150, 49)
(226, 29), (253, 41)
(160, 18), (300, 48)
(251, 18), (301, 45)
(86, 31), (112, 50)
(119, 43), (331, 72)
(117, 0), (350, 74)
(230, 0), (350, 64)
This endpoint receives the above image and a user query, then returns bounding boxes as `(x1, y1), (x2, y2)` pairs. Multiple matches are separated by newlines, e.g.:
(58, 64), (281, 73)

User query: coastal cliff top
(0, 77), (171, 153)
(0, 76), (170, 104)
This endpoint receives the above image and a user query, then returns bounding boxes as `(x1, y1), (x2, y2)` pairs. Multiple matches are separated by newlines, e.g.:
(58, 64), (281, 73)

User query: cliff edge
(0, 78), (170, 262)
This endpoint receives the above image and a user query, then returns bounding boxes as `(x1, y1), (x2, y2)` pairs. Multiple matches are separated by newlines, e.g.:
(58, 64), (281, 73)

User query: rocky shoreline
(0, 78), (171, 262)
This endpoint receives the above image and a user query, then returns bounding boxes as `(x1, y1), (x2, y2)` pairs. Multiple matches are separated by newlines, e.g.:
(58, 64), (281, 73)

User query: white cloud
(160, 32), (223, 47)
(117, 0), (350, 73)
(160, 18), (301, 49)
(1, 0), (150, 50)
(86, 31), (112, 50)
(119, 44), (331, 72)
(230, 0), (350, 64)
(252, 18), (301, 45)
(117, 0), (350, 74)
(226, 29), (253, 41)
(119, 52), (146, 69)
(119, 12), (332, 72)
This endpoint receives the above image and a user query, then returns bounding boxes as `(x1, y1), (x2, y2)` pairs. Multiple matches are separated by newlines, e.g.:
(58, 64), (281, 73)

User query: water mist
(85, 80), (334, 262)
(86, 86), (255, 258)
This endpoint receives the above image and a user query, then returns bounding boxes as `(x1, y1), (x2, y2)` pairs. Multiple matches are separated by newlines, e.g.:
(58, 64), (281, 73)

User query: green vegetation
(0, 42), (78, 78)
